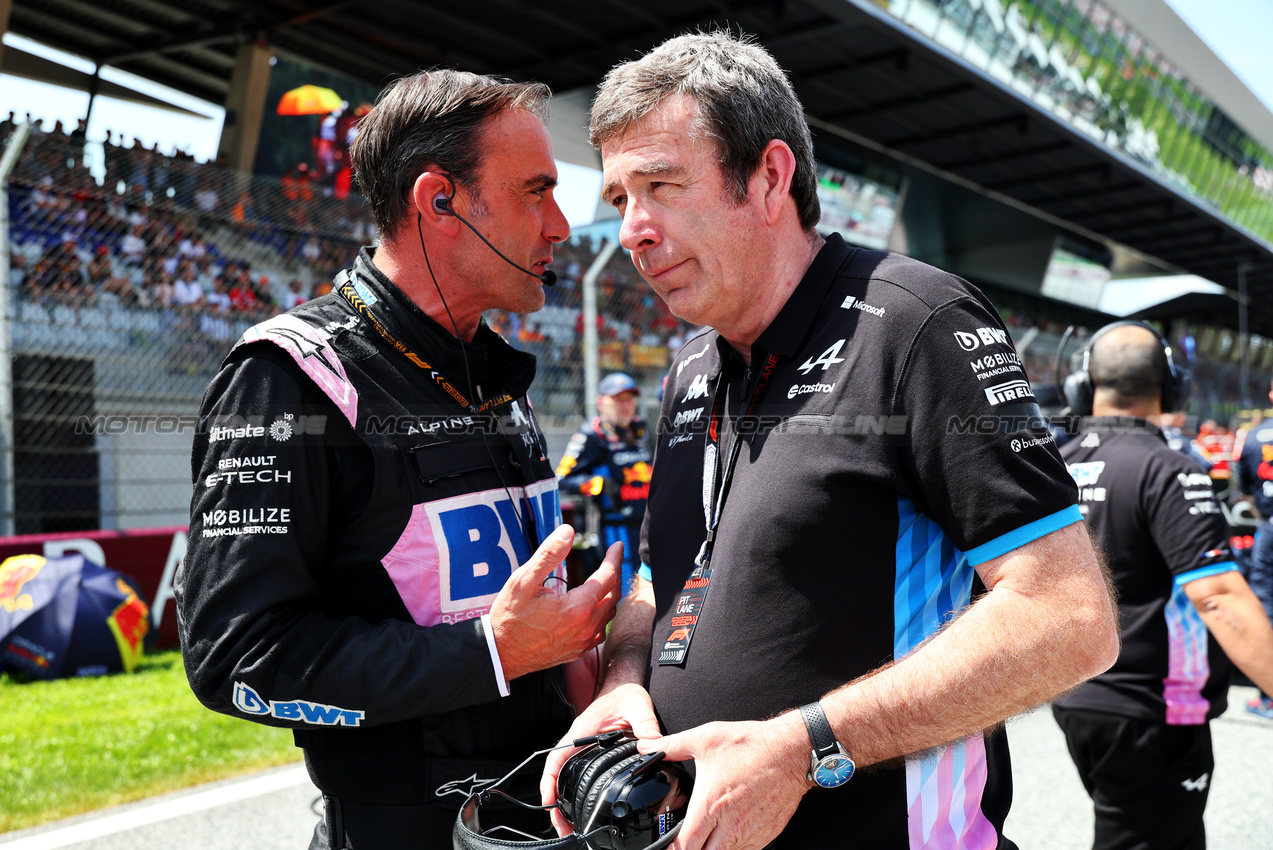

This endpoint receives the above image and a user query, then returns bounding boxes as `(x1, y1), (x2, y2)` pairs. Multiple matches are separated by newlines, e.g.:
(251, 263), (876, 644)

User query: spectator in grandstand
(148, 269), (175, 308)
(1055, 322), (1273, 849)
(279, 278), (309, 311)
(177, 67), (618, 850)
(556, 372), (652, 594)
(1230, 378), (1273, 720)
(171, 260), (204, 311)
(541, 31), (1116, 848)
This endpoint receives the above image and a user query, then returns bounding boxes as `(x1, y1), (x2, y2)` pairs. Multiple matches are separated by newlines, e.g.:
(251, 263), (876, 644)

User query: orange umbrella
(277, 85), (343, 116)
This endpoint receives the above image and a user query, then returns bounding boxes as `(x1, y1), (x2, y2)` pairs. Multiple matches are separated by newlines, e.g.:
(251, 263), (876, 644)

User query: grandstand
(3, 0), (1273, 537)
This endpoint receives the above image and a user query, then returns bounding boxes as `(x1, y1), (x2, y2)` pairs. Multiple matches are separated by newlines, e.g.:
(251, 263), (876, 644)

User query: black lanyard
(336, 271), (543, 549)
(658, 351), (780, 666)
(335, 271), (512, 414)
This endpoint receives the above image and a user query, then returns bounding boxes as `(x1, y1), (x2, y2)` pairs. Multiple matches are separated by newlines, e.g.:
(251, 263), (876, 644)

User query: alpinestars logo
(233, 681), (364, 726)
(435, 774), (499, 799)
(984, 379), (1035, 406)
(682, 373), (710, 402)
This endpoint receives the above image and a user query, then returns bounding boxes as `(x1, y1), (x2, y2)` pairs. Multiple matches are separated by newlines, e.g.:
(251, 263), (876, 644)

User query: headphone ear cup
(1063, 369), (1093, 417)
(578, 751), (647, 832)
(567, 739), (640, 826)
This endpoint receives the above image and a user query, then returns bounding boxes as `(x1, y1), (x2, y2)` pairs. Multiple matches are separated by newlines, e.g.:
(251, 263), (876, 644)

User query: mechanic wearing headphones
(1055, 322), (1273, 850)
(543, 32), (1119, 849)
(176, 69), (620, 848)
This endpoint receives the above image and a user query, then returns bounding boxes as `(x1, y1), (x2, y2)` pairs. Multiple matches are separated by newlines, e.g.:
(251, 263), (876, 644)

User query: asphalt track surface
(2, 686), (1270, 850)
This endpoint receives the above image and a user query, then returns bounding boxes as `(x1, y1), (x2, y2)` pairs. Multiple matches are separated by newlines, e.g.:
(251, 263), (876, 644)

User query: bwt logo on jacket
(427, 482), (562, 614)
(233, 681), (365, 726)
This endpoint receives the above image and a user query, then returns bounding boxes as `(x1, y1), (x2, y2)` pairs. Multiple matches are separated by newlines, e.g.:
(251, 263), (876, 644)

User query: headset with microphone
(1059, 319), (1191, 416)
(433, 181), (557, 286)
(453, 730), (693, 850)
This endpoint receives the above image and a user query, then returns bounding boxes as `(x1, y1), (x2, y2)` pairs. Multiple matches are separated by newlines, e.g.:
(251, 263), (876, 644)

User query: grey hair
(351, 68), (550, 237)
(590, 30), (820, 230)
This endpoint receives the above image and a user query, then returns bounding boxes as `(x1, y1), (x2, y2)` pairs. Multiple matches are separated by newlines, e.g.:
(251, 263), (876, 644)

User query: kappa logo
(983, 379), (1035, 406)
(954, 327), (1011, 352)
(682, 373), (710, 402)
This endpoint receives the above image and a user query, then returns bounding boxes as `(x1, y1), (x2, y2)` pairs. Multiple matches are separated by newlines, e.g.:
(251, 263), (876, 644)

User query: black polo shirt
(639, 234), (1080, 848)
(1055, 417), (1237, 724)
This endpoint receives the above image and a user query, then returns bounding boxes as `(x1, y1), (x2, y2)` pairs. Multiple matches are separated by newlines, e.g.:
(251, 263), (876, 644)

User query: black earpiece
(429, 175), (556, 286)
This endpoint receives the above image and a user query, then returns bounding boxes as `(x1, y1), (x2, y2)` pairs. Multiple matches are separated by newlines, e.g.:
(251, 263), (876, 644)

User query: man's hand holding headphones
(489, 524), (622, 681)
(539, 575), (665, 838)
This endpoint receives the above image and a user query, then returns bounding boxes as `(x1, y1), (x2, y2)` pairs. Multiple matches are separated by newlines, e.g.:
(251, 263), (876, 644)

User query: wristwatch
(799, 702), (855, 788)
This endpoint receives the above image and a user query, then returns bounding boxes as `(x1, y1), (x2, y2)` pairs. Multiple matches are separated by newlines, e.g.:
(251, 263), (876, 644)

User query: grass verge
(0, 649), (302, 834)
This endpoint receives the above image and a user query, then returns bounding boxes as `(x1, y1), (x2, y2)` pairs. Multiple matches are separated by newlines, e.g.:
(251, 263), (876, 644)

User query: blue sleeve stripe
(1174, 561), (1239, 589)
(965, 505), (1084, 566)
(638, 561), (652, 582)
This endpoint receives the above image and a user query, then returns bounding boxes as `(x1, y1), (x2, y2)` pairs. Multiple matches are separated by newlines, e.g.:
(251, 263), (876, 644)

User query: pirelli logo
(984, 379), (1035, 406)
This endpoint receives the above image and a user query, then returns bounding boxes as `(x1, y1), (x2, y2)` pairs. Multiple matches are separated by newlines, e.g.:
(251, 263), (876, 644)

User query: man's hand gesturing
(490, 526), (621, 681)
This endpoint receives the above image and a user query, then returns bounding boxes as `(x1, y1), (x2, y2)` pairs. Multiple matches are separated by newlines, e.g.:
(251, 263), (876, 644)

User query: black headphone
(1061, 320), (1191, 416)
(454, 732), (692, 850)
(430, 175), (556, 286)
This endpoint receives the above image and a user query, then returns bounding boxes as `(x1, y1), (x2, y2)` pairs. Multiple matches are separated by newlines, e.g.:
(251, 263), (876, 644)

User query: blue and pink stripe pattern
(893, 499), (1082, 848)
(1161, 562), (1238, 726)
(894, 496), (996, 850)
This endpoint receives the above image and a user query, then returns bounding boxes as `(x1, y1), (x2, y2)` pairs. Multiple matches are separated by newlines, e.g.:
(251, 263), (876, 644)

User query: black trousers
(308, 794), (556, 849)
(1052, 706), (1214, 850)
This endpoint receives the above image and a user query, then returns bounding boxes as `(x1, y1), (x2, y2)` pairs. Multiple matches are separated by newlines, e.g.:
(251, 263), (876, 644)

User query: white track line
(0, 764), (312, 849)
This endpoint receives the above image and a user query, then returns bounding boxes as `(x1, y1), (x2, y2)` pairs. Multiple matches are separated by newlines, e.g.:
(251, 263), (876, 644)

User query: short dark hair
(351, 69), (550, 237)
(1089, 325), (1168, 406)
(590, 30), (820, 230)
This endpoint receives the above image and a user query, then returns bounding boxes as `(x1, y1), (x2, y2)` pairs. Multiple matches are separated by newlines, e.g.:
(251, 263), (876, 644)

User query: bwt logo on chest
(426, 483), (562, 613)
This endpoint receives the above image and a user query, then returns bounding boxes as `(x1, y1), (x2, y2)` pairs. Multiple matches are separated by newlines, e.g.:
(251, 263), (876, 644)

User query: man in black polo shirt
(1055, 322), (1273, 850)
(541, 31), (1119, 849)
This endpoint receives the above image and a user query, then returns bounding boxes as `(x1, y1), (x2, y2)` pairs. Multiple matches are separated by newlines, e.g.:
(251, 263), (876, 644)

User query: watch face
(813, 755), (855, 788)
